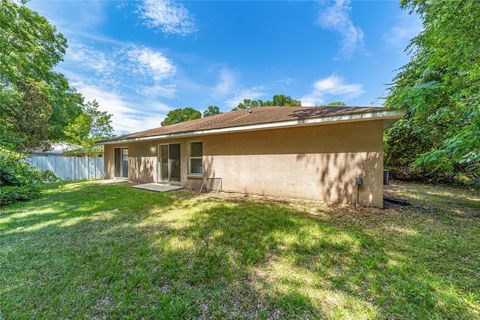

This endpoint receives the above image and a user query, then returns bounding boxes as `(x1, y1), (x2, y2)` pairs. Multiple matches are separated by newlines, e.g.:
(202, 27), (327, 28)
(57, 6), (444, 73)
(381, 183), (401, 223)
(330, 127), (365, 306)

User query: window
(189, 142), (203, 175)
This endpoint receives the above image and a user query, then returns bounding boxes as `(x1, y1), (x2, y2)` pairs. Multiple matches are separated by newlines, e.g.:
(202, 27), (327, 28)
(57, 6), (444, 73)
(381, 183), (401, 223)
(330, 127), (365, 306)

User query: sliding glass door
(114, 147), (128, 178)
(159, 145), (169, 182)
(169, 144), (181, 182)
(158, 143), (181, 183)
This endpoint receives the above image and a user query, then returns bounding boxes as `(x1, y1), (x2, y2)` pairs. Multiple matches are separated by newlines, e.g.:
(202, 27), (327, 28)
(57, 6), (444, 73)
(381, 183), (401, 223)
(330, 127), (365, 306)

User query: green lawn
(0, 181), (479, 319)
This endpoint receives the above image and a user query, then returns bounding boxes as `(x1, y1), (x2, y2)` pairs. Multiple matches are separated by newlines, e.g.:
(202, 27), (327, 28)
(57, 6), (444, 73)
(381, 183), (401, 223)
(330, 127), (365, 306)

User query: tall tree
(0, 0), (82, 151)
(203, 105), (221, 117)
(271, 94), (301, 106)
(324, 101), (347, 106)
(232, 95), (301, 111)
(64, 100), (113, 152)
(1, 80), (53, 151)
(161, 107), (202, 126)
(232, 99), (250, 111)
(385, 0), (480, 182)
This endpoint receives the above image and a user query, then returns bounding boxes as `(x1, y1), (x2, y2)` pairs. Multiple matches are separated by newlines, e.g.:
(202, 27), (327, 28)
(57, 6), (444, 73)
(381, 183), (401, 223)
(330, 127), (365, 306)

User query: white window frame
(188, 141), (203, 176)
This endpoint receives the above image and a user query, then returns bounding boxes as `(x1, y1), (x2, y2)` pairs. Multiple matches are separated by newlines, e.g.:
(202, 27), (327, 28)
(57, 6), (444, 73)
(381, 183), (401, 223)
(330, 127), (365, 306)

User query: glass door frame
(157, 143), (181, 184)
(158, 143), (170, 183)
(114, 147), (128, 179)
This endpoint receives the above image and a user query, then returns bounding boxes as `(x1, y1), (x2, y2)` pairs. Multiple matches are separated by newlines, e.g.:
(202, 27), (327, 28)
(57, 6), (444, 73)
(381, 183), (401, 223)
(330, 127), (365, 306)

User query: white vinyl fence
(26, 155), (104, 181)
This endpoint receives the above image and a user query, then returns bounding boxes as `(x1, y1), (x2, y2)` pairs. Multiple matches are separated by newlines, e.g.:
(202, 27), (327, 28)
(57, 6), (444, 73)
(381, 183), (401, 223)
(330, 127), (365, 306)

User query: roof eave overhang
(96, 110), (404, 145)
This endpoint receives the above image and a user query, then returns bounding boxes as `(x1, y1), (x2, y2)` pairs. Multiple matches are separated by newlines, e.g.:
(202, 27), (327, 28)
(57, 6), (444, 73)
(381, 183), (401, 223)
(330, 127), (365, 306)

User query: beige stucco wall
(104, 120), (384, 206)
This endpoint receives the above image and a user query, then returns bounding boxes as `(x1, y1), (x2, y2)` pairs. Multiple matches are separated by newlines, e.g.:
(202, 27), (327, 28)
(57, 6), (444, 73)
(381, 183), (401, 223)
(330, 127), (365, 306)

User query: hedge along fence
(0, 148), (59, 206)
(26, 155), (104, 181)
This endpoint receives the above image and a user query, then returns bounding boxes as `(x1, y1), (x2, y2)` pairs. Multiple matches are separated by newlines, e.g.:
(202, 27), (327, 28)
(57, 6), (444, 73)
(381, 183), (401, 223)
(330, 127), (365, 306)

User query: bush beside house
(0, 148), (58, 206)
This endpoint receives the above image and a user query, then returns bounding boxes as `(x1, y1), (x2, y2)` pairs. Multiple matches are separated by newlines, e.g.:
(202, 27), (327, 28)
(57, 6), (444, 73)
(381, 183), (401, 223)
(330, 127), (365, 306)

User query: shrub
(37, 170), (59, 183)
(388, 165), (480, 187)
(0, 147), (58, 206)
(0, 185), (41, 206)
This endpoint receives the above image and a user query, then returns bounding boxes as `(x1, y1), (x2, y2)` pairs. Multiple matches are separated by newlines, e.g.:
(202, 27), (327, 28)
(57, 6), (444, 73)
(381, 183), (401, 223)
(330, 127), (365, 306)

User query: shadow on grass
(167, 201), (478, 319)
(0, 181), (196, 234)
(0, 181), (479, 319)
(385, 180), (480, 219)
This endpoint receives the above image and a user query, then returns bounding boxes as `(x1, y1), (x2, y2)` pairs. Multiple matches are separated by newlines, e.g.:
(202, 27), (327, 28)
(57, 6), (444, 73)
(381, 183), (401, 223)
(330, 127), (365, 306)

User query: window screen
(189, 142), (203, 175)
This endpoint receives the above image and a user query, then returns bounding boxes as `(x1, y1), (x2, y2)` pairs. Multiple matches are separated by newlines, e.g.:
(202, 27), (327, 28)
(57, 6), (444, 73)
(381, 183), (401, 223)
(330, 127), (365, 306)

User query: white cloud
(66, 42), (116, 76)
(316, 0), (364, 57)
(275, 77), (296, 86)
(384, 13), (422, 50)
(140, 84), (176, 98)
(124, 46), (177, 98)
(128, 47), (177, 81)
(67, 42), (177, 85)
(62, 42), (177, 133)
(139, 0), (197, 35)
(146, 102), (172, 113)
(65, 43), (178, 97)
(77, 85), (168, 133)
(28, 0), (106, 31)
(225, 87), (266, 107)
(212, 67), (236, 98)
(301, 75), (363, 106)
(79, 85), (135, 116)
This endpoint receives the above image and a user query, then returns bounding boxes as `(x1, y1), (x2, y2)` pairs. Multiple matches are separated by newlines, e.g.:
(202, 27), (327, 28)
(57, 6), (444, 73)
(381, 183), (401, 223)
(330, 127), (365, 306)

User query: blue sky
(29, 0), (421, 133)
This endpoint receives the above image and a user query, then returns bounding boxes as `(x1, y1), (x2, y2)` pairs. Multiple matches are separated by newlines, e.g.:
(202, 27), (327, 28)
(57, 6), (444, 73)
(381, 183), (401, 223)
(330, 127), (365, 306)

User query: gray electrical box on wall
(355, 176), (364, 186)
(383, 170), (390, 185)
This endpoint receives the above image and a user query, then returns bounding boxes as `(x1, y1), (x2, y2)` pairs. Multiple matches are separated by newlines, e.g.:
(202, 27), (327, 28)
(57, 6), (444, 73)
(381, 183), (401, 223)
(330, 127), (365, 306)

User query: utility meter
(355, 176), (364, 186)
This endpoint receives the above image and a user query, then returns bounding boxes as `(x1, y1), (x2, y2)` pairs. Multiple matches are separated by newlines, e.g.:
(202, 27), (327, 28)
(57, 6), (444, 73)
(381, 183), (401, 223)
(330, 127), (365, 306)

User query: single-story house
(97, 106), (403, 207)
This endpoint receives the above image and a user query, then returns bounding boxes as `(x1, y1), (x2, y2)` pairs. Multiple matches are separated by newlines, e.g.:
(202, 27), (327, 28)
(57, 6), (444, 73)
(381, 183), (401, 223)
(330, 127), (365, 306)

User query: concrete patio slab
(132, 183), (183, 192)
(94, 179), (128, 185)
